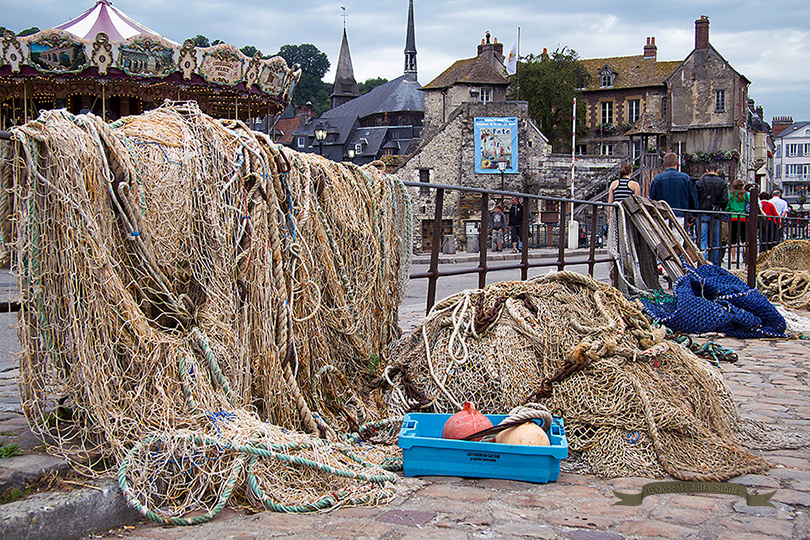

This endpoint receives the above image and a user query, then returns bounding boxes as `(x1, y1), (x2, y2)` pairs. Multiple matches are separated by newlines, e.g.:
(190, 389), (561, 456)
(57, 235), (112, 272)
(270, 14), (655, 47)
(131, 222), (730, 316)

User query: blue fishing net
(641, 263), (787, 339)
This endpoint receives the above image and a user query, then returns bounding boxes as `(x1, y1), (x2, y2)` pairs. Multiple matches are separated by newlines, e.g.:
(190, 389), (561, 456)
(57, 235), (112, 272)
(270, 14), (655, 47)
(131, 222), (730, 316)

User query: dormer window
(599, 67), (616, 88)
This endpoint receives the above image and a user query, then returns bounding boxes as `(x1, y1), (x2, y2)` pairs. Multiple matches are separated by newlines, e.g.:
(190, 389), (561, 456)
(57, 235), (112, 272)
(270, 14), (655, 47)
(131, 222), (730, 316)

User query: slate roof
(421, 55), (508, 90)
(579, 55), (680, 91)
(774, 121), (810, 139)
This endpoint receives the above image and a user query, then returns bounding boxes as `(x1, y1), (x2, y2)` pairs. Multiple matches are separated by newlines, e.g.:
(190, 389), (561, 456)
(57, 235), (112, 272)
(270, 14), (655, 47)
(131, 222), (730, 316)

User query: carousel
(0, 0), (299, 128)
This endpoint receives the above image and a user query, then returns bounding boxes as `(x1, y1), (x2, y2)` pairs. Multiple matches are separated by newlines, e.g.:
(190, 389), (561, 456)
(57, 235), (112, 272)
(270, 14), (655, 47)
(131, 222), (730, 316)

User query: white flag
(506, 31), (518, 75)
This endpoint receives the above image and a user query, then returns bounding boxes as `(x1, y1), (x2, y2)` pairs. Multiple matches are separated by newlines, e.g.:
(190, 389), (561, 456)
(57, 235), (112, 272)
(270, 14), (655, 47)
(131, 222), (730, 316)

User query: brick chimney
(695, 15), (710, 50)
(643, 37), (657, 60)
(755, 105), (764, 119)
(772, 116), (794, 137)
(477, 32), (504, 65)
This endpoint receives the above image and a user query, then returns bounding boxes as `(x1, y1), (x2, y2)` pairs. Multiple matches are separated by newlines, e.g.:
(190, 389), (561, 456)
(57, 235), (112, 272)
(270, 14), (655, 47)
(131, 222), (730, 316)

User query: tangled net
(754, 239), (810, 311)
(0, 103), (411, 521)
(385, 272), (769, 481)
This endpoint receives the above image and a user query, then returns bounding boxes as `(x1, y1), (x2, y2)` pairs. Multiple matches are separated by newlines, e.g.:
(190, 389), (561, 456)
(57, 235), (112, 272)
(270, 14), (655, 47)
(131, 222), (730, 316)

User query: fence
(407, 182), (810, 314)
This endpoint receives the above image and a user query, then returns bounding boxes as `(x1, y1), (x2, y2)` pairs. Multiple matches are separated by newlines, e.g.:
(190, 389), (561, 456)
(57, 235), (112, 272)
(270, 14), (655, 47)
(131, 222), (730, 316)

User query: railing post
(479, 192), (489, 289)
(746, 186), (758, 288)
(557, 202), (568, 271)
(588, 208), (598, 276)
(520, 197), (529, 280)
(426, 188), (444, 314)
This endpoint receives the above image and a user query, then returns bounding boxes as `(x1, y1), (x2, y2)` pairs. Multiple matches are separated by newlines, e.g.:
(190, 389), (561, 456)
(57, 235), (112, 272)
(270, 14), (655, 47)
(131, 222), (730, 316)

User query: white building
(774, 120), (810, 203)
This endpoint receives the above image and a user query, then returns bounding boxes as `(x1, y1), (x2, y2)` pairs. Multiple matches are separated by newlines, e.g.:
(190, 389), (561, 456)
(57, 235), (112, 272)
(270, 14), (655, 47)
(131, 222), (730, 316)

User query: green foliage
(0, 487), (31, 504)
(17, 27), (40, 37)
(276, 44), (332, 114)
(189, 34), (210, 47)
(683, 150), (740, 163)
(358, 77), (388, 95)
(0, 442), (22, 459)
(512, 47), (589, 153)
(211, 39), (223, 46)
(240, 45), (260, 58)
(368, 353), (380, 372)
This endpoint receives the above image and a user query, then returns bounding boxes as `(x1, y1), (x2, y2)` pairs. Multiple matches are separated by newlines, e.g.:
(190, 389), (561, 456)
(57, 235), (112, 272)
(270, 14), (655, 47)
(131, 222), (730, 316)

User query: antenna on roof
(341, 5), (348, 29)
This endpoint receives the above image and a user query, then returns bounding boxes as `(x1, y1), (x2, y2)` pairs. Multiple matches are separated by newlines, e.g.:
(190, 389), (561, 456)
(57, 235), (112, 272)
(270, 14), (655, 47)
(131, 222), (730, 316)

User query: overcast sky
(2, 0), (808, 121)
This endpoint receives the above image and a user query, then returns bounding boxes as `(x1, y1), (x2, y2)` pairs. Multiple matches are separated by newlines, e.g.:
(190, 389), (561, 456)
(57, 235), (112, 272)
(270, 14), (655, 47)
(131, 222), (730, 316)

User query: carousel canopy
(54, 0), (171, 44)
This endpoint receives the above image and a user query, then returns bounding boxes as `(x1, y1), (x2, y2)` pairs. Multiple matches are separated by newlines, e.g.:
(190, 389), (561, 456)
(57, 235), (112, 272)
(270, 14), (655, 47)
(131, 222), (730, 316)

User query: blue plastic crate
(398, 413), (568, 483)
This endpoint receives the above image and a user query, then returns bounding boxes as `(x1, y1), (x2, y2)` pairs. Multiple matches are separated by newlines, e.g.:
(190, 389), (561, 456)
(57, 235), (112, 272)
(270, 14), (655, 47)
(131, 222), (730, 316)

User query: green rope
(118, 430), (397, 523)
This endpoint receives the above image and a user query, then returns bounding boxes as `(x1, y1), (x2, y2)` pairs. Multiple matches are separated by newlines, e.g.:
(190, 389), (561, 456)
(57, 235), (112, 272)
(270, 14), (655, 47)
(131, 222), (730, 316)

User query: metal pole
(426, 188), (445, 314)
(478, 192), (489, 289)
(571, 96), (576, 215)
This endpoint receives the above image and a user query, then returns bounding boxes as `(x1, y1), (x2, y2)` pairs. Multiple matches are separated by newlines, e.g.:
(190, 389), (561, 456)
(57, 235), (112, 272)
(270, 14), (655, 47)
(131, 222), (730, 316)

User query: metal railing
(404, 181), (614, 313)
(407, 183), (810, 314)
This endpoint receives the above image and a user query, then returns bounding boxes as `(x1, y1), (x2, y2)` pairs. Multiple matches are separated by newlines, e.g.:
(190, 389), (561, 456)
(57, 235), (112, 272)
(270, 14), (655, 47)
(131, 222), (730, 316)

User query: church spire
(404, 0), (417, 81)
(330, 24), (360, 109)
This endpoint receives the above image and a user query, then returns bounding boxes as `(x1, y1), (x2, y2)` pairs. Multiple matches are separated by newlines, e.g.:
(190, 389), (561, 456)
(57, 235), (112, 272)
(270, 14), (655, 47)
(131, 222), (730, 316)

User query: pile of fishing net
(385, 271), (769, 481)
(0, 102), (411, 522)
(754, 239), (810, 311)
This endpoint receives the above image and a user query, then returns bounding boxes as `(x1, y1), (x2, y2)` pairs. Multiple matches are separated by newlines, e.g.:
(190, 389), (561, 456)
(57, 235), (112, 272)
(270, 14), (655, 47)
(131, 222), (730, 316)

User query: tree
(189, 34), (210, 47)
(240, 45), (260, 58)
(275, 44), (331, 115)
(17, 27), (40, 37)
(358, 77), (388, 95)
(513, 47), (589, 153)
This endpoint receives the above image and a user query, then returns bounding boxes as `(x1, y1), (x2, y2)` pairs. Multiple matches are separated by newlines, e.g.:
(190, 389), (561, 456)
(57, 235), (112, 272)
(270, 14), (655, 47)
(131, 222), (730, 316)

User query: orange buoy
(442, 402), (493, 441)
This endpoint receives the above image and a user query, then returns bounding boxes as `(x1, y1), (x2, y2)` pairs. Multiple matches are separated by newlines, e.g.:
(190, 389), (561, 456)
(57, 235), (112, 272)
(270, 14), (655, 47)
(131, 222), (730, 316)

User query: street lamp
(314, 123), (327, 156)
(347, 147), (355, 162)
(497, 155), (508, 205)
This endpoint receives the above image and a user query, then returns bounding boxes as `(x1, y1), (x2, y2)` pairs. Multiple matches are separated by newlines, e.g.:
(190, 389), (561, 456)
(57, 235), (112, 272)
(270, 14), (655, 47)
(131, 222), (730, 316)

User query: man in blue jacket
(650, 152), (697, 243)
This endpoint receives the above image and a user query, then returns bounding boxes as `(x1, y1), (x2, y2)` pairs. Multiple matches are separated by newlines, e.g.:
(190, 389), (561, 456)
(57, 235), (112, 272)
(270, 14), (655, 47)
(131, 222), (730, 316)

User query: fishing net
(754, 239), (810, 311)
(385, 271), (770, 481)
(0, 103), (411, 521)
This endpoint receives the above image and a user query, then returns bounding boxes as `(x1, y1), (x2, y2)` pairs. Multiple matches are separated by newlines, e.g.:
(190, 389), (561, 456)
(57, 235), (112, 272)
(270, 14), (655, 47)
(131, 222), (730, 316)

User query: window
(662, 96), (668, 118)
(787, 144), (802, 157)
(786, 164), (810, 177)
(600, 143), (614, 156)
(627, 99), (640, 123)
(576, 144), (587, 155)
(419, 168), (431, 196)
(805, 143), (810, 156)
(599, 70), (614, 88)
(714, 89), (725, 112)
(776, 165), (781, 178)
(297, 136), (307, 148)
(480, 87), (492, 103)
(601, 101), (614, 126)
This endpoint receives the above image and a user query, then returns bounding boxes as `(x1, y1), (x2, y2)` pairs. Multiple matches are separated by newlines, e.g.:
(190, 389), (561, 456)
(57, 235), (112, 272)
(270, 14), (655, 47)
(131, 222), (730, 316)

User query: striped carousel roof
(54, 0), (171, 43)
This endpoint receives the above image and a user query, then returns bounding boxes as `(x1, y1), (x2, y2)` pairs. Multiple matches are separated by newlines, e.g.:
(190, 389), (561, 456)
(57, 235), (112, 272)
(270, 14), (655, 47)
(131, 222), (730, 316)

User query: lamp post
(347, 147), (355, 162)
(497, 155), (508, 206)
(314, 123), (327, 156)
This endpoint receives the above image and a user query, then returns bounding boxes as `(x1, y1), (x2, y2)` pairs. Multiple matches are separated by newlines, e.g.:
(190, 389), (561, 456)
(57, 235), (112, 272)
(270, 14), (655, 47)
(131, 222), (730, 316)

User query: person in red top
(759, 192), (779, 249)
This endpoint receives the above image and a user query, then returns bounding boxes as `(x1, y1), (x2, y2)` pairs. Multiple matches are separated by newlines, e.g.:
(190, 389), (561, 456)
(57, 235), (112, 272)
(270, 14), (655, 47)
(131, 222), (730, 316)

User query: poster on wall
(474, 117), (519, 174)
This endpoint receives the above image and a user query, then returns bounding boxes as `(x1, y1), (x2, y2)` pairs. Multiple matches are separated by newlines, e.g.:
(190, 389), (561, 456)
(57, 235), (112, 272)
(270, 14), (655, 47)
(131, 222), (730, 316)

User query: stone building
(394, 34), (555, 252)
(576, 16), (763, 187)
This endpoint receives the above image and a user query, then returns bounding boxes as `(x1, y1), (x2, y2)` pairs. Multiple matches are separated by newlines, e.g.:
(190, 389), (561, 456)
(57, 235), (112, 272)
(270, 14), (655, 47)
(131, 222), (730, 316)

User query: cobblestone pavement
(112, 336), (810, 540)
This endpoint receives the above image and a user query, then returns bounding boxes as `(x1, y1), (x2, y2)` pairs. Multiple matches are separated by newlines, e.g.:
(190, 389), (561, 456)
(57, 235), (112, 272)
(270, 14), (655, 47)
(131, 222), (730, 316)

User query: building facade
(774, 120), (810, 203)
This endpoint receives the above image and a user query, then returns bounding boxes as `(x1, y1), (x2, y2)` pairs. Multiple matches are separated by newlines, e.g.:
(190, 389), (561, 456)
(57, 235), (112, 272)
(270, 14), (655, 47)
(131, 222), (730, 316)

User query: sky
(2, 0), (808, 122)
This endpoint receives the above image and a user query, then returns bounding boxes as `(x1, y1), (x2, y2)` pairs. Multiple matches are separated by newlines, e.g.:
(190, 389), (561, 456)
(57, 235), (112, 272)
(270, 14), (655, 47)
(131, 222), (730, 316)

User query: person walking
(650, 153), (697, 243)
(695, 162), (728, 265)
(769, 188), (789, 242)
(491, 204), (506, 251)
(725, 179), (749, 264)
(759, 192), (779, 250)
(508, 197), (524, 253)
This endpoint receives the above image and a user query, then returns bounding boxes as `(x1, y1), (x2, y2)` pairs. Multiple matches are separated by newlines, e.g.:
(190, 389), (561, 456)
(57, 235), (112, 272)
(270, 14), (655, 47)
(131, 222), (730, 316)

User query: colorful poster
(474, 117), (518, 174)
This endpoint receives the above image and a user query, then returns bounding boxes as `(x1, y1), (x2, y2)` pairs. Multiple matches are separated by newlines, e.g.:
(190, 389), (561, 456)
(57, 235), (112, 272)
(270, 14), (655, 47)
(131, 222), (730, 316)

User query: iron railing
(404, 181), (614, 313)
(407, 182), (810, 314)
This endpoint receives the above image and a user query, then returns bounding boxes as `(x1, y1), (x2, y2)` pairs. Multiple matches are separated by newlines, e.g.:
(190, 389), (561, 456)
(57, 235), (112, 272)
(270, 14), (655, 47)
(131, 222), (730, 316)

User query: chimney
(643, 37), (657, 60)
(772, 116), (794, 137)
(477, 31), (504, 66)
(541, 47), (549, 61)
(755, 105), (763, 119)
(695, 15), (710, 50)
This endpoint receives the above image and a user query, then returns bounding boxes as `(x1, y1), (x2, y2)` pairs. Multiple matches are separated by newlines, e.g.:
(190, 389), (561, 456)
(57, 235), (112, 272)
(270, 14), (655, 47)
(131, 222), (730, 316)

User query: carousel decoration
(0, 0), (299, 127)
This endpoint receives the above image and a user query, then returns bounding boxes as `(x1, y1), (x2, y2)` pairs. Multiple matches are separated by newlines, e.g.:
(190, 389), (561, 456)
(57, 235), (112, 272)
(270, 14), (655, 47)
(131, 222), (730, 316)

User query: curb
(0, 478), (140, 540)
